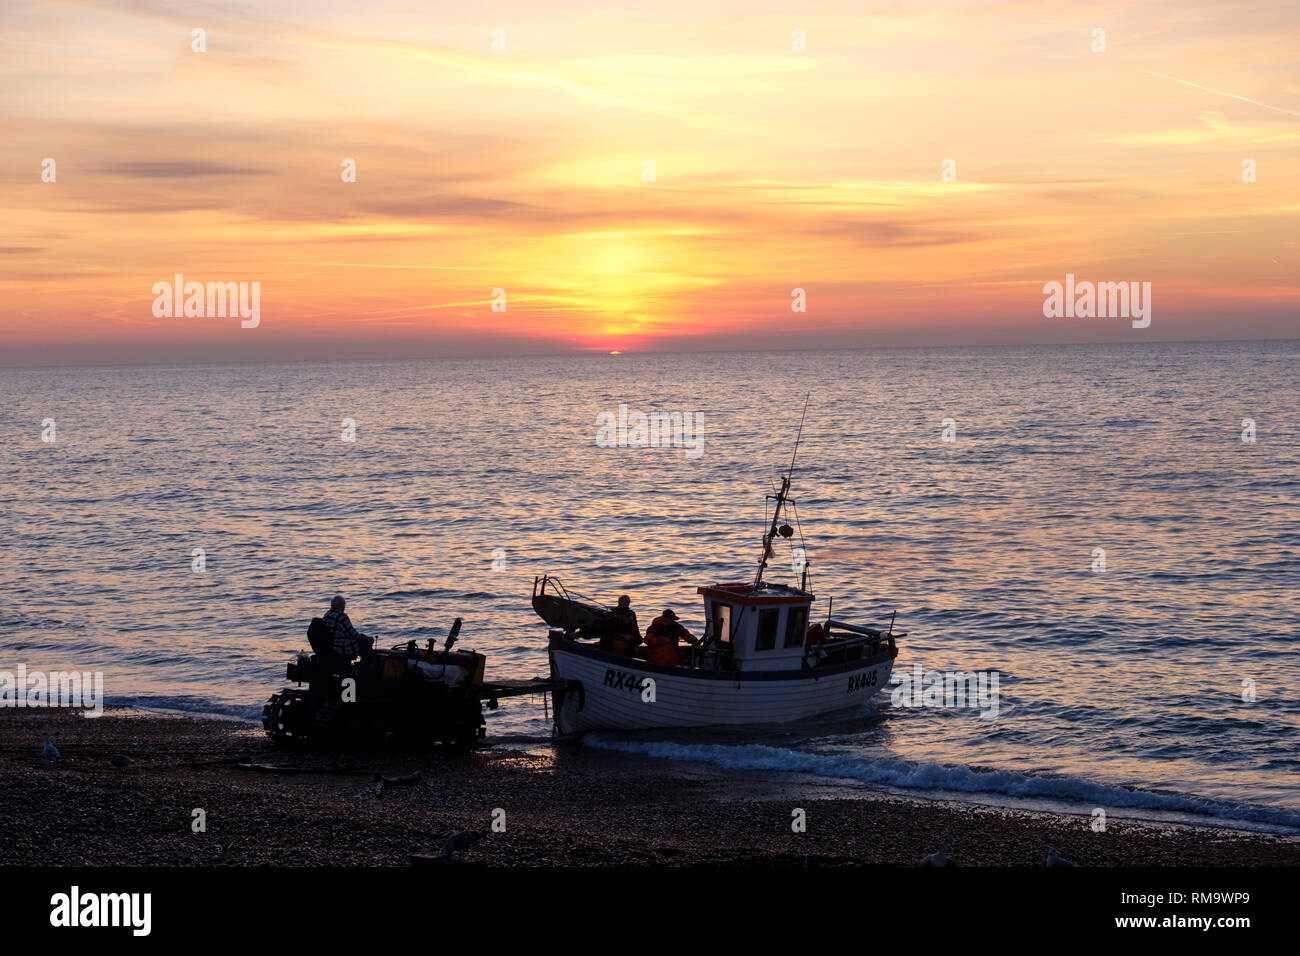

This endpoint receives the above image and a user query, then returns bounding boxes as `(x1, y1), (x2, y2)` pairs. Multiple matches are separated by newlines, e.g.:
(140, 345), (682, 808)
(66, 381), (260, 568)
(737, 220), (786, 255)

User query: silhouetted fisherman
(323, 594), (373, 661)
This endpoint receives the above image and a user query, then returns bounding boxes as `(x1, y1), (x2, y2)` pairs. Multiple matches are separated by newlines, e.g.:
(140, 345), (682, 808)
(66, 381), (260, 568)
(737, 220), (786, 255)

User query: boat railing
(825, 618), (906, 640)
(813, 622), (901, 667)
(534, 574), (573, 602)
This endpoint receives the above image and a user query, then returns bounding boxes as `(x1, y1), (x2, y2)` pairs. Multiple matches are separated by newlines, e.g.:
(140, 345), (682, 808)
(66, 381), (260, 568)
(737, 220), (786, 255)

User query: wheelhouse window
(755, 608), (780, 651)
(784, 605), (809, 648)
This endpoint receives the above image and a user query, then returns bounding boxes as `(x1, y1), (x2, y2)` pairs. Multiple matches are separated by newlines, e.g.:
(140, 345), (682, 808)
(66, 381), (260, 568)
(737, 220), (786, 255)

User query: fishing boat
(536, 410), (902, 734)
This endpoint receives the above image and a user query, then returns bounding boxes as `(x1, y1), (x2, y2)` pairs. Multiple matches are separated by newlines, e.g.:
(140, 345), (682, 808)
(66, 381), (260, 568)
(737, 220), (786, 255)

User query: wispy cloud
(96, 161), (270, 178)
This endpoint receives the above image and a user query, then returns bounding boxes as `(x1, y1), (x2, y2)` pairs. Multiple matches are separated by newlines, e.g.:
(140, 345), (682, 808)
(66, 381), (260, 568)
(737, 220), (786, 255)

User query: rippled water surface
(2, 341), (1297, 826)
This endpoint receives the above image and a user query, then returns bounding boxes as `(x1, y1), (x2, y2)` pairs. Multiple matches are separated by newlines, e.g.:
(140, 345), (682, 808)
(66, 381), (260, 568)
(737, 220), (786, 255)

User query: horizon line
(2, 334), (1296, 373)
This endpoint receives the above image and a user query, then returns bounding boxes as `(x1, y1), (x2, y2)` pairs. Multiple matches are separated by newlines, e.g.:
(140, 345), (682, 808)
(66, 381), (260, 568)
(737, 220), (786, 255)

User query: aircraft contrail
(1141, 69), (1300, 117)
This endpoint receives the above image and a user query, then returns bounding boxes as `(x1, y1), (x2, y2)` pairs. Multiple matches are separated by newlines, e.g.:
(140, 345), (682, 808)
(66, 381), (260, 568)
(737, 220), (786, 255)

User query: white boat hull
(548, 638), (895, 734)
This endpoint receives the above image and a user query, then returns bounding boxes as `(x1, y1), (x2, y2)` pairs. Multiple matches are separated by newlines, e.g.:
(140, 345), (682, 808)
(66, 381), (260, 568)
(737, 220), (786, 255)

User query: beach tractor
(262, 617), (487, 749)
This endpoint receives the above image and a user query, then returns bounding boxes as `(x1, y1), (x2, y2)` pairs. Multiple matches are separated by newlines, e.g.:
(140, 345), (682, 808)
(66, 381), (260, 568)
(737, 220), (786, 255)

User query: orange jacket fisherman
(644, 608), (697, 667)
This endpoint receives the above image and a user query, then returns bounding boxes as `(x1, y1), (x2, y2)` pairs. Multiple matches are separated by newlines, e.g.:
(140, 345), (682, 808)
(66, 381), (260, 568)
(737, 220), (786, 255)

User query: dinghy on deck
(531, 577), (616, 633)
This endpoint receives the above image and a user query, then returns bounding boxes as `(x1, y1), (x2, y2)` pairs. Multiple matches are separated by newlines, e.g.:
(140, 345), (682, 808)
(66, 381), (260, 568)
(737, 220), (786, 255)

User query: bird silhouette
(42, 737), (59, 761)
(919, 842), (949, 867)
(1047, 847), (1076, 867)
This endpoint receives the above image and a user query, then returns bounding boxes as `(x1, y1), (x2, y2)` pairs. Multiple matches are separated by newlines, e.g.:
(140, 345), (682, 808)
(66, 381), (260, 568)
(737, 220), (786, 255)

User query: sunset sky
(2, 0), (1297, 365)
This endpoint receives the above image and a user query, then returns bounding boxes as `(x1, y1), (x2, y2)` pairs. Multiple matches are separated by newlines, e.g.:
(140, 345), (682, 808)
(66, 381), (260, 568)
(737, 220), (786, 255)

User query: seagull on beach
(919, 842), (949, 867)
(42, 737), (59, 761)
(1047, 847), (1075, 867)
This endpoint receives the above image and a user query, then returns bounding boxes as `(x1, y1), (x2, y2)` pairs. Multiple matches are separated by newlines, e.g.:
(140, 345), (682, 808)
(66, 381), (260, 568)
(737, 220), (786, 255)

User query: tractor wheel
(263, 690), (311, 742)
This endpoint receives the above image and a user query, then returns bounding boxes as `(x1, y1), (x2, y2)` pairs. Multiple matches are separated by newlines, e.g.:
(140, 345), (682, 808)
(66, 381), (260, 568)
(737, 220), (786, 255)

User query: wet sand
(2, 708), (1297, 867)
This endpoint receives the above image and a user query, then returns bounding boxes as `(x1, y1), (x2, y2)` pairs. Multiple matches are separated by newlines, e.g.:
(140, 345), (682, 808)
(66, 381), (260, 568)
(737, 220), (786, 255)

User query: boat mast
(753, 395), (809, 591)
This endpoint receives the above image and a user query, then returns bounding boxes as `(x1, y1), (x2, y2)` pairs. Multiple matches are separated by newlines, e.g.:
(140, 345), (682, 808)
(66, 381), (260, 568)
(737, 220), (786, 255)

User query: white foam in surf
(584, 736), (1300, 829)
(111, 696), (263, 722)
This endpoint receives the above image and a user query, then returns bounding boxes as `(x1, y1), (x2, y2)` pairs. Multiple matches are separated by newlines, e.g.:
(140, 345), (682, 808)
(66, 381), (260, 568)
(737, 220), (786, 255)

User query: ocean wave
(111, 695), (263, 722)
(584, 737), (1300, 829)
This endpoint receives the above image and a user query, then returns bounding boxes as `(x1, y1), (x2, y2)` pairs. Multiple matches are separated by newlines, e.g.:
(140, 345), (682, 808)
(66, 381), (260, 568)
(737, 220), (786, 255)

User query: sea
(2, 340), (1297, 830)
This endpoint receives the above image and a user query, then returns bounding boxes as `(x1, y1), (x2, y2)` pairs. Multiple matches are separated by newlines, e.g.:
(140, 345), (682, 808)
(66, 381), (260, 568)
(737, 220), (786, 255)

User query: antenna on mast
(788, 392), (810, 479)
